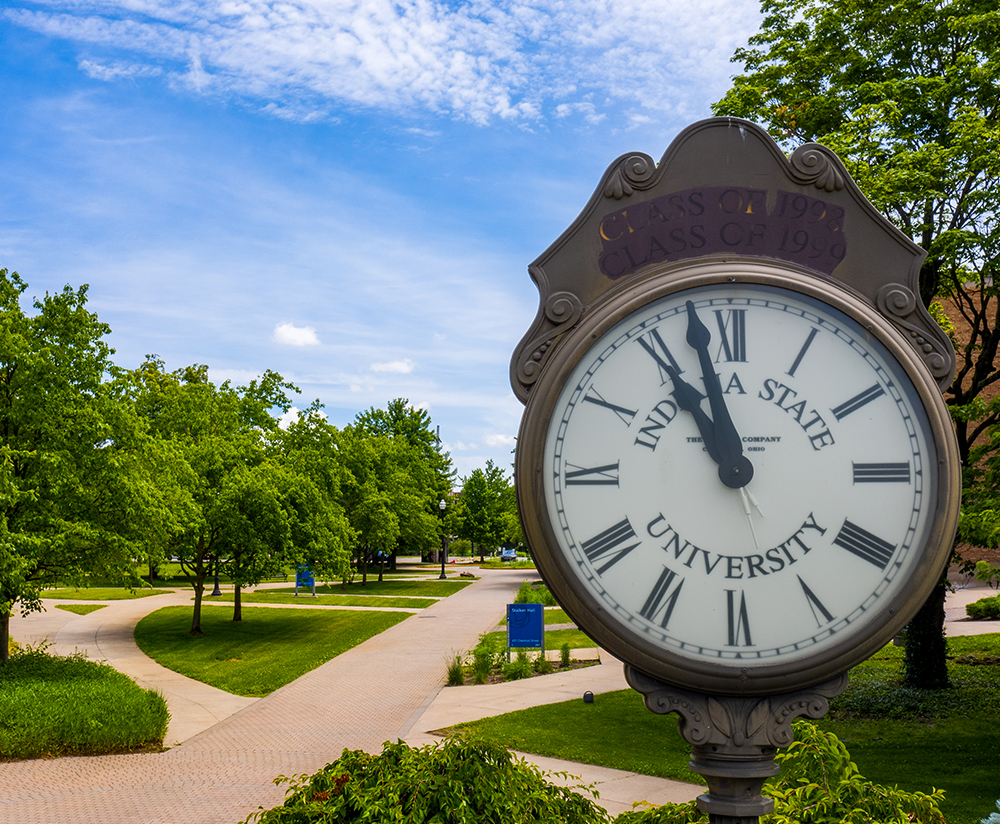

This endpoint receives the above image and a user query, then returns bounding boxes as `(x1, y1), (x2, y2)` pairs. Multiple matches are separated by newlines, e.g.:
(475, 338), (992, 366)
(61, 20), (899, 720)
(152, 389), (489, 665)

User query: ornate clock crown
(510, 117), (955, 402)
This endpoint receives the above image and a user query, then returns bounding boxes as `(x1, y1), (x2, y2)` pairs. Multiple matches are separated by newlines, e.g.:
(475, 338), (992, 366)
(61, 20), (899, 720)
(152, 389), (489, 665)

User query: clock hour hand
(685, 301), (754, 489)
(663, 365), (721, 465)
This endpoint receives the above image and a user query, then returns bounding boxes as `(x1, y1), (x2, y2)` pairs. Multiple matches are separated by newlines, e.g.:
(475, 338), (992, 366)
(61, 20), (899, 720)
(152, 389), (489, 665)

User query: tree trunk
(904, 583), (949, 689)
(0, 612), (9, 664)
(190, 542), (207, 636)
(233, 585), (242, 622)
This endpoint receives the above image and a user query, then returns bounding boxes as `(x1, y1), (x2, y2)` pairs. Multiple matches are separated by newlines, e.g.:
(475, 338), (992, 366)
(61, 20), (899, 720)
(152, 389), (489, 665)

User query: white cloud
(485, 433), (515, 447)
(79, 59), (163, 81)
(277, 406), (301, 429)
(273, 322), (320, 346)
(4, 0), (761, 125)
(371, 359), (414, 374)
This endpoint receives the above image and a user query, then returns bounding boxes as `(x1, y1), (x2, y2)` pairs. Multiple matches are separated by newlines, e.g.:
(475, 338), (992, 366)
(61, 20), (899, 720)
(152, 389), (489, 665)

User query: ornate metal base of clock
(625, 667), (849, 822)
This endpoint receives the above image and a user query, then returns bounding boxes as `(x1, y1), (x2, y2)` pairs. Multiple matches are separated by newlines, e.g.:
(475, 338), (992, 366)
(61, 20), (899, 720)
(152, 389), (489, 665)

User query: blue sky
(0, 0), (762, 482)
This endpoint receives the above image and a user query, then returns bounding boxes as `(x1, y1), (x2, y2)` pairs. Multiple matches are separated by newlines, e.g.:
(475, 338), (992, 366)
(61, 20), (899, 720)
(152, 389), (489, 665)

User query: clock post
(510, 119), (960, 822)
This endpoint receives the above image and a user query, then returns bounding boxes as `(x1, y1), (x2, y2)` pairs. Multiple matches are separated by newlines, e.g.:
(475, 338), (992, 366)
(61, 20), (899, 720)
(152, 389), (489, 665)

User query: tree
(713, 0), (1000, 686)
(130, 357), (300, 633)
(338, 425), (435, 583)
(355, 398), (455, 558)
(458, 460), (510, 563)
(268, 403), (354, 588)
(0, 271), (186, 662)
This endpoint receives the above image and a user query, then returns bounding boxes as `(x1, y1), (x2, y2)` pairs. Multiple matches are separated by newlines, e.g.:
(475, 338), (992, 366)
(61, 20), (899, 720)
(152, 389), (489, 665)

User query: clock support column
(625, 667), (848, 822)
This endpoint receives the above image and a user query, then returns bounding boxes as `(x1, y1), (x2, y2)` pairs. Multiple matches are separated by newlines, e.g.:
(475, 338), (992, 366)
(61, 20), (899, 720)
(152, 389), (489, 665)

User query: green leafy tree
(0, 271), (187, 661)
(268, 403), (354, 586)
(355, 398), (455, 559)
(130, 357), (299, 633)
(713, 0), (1000, 687)
(458, 460), (510, 563)
(338, 424), (435, 583)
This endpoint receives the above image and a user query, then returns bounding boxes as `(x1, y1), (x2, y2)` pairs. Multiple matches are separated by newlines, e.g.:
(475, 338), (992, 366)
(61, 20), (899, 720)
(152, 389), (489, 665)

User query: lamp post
(438, 498), (447, 580)
(210, 557), (222, 597)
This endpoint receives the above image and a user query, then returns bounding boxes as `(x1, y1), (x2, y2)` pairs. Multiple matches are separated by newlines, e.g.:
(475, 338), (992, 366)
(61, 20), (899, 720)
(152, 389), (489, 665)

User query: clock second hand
(739, 487), (765, 551)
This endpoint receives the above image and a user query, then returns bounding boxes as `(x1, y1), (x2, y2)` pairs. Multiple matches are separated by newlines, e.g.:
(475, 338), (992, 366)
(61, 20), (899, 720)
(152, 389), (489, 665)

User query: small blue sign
(507, 603), (544, 648)
(296, 564), (314, 589)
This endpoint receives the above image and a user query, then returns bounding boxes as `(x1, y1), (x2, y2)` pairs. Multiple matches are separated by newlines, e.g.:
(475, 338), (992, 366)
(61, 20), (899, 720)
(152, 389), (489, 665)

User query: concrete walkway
(4, 570), (702, 822)
(5, 571), (998, 822)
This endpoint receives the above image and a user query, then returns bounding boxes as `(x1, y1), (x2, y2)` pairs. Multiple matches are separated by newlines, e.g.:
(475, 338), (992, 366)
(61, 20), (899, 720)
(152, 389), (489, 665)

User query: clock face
(521, 272), (956, 693)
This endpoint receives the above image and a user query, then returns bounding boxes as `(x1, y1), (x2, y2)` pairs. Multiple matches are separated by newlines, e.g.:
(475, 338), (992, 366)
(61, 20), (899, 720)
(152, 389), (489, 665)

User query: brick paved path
(0, 568), (534, 824)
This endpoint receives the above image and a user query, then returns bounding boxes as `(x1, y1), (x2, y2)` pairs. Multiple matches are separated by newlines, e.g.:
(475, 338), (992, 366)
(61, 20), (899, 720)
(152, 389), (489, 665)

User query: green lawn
(44, 587), (173, 600)
(134, 604), (410, 696)
(55, 603), (108, 615)
(279, 579), (473, 598)
(213, 590), (435, 609)
(450, 635), (1000, 824)
(544, 628), (596, 649)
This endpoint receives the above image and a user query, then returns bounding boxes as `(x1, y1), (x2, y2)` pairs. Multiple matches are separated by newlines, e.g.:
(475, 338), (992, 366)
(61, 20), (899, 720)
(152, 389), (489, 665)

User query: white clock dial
(525, 273), (955, 692)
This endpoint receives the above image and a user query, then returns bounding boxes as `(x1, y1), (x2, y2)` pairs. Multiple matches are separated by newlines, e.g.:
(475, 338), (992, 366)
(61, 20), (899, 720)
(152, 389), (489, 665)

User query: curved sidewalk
(3, 570), (701, 823)
(8, 574), (993, 823)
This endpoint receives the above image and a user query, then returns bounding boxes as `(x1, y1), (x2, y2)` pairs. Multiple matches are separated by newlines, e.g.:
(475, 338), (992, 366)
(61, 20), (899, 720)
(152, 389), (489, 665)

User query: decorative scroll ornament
(876, 283), (952, 385)
(603, 153), (657, 200)
(625, 666), (848, 752)
(625, 666), (849, 820)
(512, 290), (583, 395)
(789, 145), (846, 193)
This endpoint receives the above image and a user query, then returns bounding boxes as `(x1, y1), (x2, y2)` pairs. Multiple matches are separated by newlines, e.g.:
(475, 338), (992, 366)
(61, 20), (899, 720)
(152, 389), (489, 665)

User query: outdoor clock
(514, 257), (960, 697)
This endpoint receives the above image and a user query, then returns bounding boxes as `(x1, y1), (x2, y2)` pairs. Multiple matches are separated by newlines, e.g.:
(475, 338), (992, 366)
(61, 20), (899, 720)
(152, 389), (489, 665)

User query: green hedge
(967, 594), (1000, 620)
(243, 723), (947, 824)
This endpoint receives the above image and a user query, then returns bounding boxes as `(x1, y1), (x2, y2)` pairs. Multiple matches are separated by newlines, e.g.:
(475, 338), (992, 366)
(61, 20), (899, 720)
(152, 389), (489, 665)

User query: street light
(438, 498), (447, 580)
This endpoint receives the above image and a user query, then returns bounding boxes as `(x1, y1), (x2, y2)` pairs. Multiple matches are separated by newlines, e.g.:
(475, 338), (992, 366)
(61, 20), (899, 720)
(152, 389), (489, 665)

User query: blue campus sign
(507, 603), (544, 649)
(296, 564), (314, 589)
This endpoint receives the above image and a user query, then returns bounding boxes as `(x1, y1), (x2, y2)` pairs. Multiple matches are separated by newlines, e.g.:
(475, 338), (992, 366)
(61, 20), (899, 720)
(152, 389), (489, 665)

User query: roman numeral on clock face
(833, 519), (895, 570)
(564, 462), (620, 486)
(798, 575), (835, 627)
(639, 565), (685, 628)
(714, 309), (747, 362)
(636, 327), (683, 384)
(580, 518), (641, 575)
(582, 387), (637, 426)
(831, 383), (886, 421)
(852, 462), (911, 483)
(787, 327), (819, 377)
(726, 589), (753, 646)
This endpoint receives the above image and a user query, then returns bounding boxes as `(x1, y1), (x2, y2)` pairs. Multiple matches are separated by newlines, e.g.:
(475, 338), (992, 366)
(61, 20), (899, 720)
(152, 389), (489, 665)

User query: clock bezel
(515, 257), (960, 696)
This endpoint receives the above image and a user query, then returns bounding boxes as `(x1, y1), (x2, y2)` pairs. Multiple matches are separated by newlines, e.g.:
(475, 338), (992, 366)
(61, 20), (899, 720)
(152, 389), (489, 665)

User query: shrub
(533, 651), (554, 674)
(561, 643), (571, 668)
(243, 738), (609, 824)
(504, 650), (533, 681)
(967, 594), (1000, 620)
(515, 581), (557, 606)
(472, 632), (505, 684)
(446, 653), (465, 686)
(613, 721), (946, 824)
(449, 539), (473, 557)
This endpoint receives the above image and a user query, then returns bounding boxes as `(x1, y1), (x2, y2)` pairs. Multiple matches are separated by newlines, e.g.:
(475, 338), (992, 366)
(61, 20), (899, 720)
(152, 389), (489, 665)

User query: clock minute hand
(685, 301), (754, 489)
